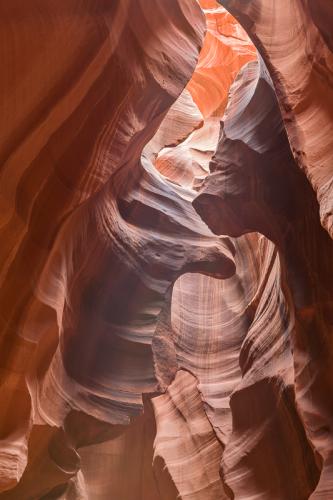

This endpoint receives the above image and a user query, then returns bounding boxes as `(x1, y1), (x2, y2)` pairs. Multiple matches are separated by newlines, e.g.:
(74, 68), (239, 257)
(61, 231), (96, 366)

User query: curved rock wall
(220, 0), (333, 239)
(0, 0), (332, 499)
(195, 54), (333, 499)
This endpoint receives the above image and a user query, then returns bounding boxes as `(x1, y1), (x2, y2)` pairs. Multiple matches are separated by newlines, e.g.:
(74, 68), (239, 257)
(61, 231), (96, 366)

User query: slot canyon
(0, 0), (333, 498)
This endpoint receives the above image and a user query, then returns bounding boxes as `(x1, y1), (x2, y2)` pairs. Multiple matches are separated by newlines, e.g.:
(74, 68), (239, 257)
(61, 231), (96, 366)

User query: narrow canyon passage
(0, 1), (332, 499)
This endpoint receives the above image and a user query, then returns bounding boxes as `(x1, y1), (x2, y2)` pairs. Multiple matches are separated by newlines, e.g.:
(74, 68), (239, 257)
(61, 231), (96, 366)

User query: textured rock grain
(194, 55), (332, 499)
(220, 0), (333, 238)
(1, 0), (332, 499)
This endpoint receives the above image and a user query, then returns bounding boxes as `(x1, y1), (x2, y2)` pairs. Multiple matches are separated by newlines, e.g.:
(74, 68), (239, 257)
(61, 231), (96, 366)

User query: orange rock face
(0, 1), (333, 499)
(187, 0), (256, 118)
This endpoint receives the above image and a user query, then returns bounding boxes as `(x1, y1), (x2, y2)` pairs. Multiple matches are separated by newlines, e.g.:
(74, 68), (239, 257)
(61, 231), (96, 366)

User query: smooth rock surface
(1, 0), (332, 498)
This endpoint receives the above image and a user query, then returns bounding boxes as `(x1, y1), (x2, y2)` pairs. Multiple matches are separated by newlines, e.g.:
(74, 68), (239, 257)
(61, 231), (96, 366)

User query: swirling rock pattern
(220, 0), (333, 239)
(1, 0), (333, 499)
(0, 0), (227, 495)
(187, 0), (256, 118)
(195, 55), (333, 498)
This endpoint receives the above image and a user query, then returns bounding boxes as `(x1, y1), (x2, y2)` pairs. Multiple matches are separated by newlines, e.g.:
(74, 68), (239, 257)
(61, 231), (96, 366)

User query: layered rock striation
(0, 0), (333, 499)
(220, 0), (333, 239)
(194, 54), (333, 499)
